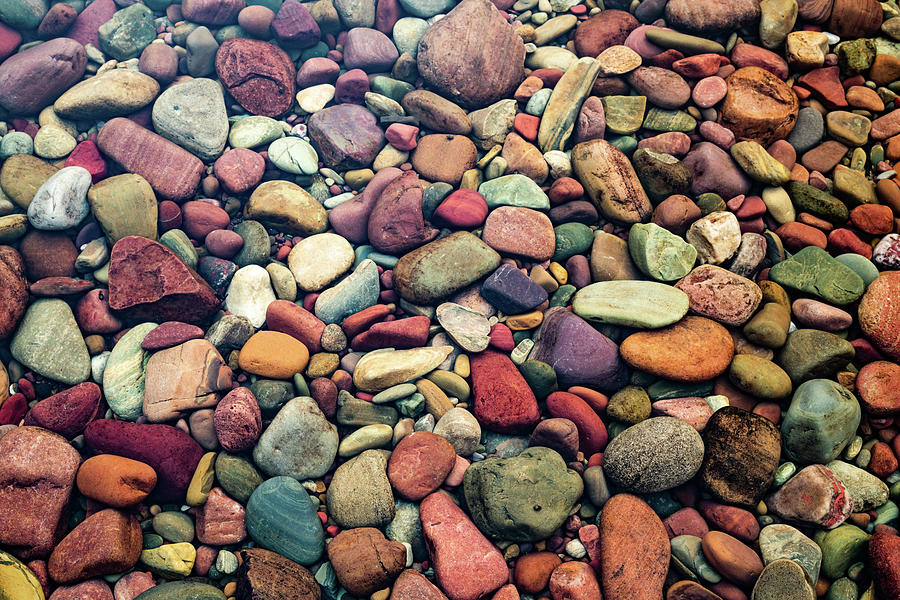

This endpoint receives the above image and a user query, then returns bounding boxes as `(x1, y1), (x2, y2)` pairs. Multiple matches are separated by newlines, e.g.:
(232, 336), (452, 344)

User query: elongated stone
(353, 346), (454, 392)
(573, 281), (689, 328)
(572, 138), (652, 224)
(104, 322), (157, 420)
(538, 57), (603, 152)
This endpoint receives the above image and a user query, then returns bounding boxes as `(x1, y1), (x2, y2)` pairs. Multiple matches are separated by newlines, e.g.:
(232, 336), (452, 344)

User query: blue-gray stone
(481, 263), (549, 314)
(314, 258), (380, 324)
(246, 476), (325, 565)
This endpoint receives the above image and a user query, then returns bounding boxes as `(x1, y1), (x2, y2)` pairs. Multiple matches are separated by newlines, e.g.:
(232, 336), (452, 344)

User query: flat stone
(151, 78), (228, 161)
(573, 280), (689, 328)
(55, 69), (160, 121)
(10, 298), (90, 385)
(353, 346), (453, 392)
(246, 475), (325, 565)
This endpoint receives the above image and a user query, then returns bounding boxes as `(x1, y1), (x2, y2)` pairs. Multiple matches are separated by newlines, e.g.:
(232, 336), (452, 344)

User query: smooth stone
(253, 397), (338, 479)
(246, 476), (324, 566)
(0, 38), (85, 115)
(98, 4), (157, 61)
(436, 302), (491, 352)
(328, 449), (395, 529)
(27, 166), (92, 231)
(478, 174), (550, 210)
(151, 78), (228, 161)
(572, 138), (652, 224)
(818, 524), (871, 580)
(245, 180), (328, 236)
(228, 116), (284, 148)
(675, 264), (762, 326)
(288, 232), (354, 292)
(769, 246), (865, 306)
(781, 379), (861, 464)
(10, 298), (90, 385)
(314, 258), (379, 324)
(103, 322), (157, 420)
(751, 559), (815, 600)
(268, 136), (319, 175)
(135, 582), (225, 600)
(55, 69), (160, 121)
(573, 280), (689, 328)
(353, 346), (453, 392)
(87, 174), (158, 243)
(758, 523), (822, 584)
(777, 329), (855, 384)
(767, 464), (851, 528)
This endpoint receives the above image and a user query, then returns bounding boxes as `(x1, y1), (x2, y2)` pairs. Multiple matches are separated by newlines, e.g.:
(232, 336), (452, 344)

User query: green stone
(825, 578), (858, 600)
(424, 370), (470, 402)
(552, 222), (593, 262)
(98, 4), (157, 61)
(519, 360), (557, 399)
(249, 379), (294, 414)
(549, 284), (576, 307)
(10, 299), (90, 385)
(0, 0), (47, 29)
(627, 222), (697, 282)
(743, 302), (791, 348)
(769, 246), (864, 305)
(135, 581), (225, 600)
(104, 322), (157, 420)
(396, 392), (425, 417)
(818, 524), (870, 580)
(152, 511), (195, 544)
(777, 329), (855, 384)
(670, 535), (721, 583)
(463, 447), (583, 541)
(646, 380), (714, 400)
(833, 167), (877, 204)
(159, 229), (198, 270)
(232, 220), (269, 267)
(371, 76), (415, 103)
(781, 378), (861, 464)
(786, 181), (850, 224)
(601, 95), (646, 135)
(836, 38), (876, 75)
(573, 280), (689, 328)
(644, 28), (725, 54)
(695, 192), (726, 215)
(336, 394), (399, 427)
(608, 134), (638, 154)
(606, 385), (651, 424)
(730, 141), (791, 185)
(246, 476), (325, 565)
(834, 253), (879, 286)
(215, 452), (263, 504)
(728, 354), (792, 399)
(642, 107), (697, 133)
(267, 137), (318, 175)
(478, 174), (550, 210)
(228, 116), (284, 149)
(88, 174), (158, 243)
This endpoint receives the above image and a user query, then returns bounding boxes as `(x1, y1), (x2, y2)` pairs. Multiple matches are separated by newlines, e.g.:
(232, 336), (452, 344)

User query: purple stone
(271, 0), (321, 48)
(296, 56), (341, 87)
(307, 103), (385, 169)
(334, 68), (369, 104)
(682, 141), (752, 200)
(481, 263), (549, 314)
(328, 167), (403, 243)
(67, 0), (117, 48)
(530, 307), (627, 391)
(342, 27), (399, 72)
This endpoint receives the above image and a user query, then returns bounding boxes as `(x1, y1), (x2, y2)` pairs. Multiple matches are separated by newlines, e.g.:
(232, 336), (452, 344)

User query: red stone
(194, 487), (247, 545)
(850, 203), (894, 235)
(432, 189), (490, 229)
(546, 391), (608, 455)
(857, 361), (900, 416)
(548, 561), (601, 600)
(214, 387), (262, 453)
(828, 228), (872, 259)
(663, 507), (709, 539)
(513, 112), (540, 141)
(108, 236), (220, 324)
(265, 299), (326, 354)
(24, 382), (101, 438)
(698, 501), (760, 543)
(341, 304), (393, 340)
(214, 148), (265, 194)
(29, 277), (94, 297)
(385, 123), (418, 151)
(869, 442), (899, 478)
(487, 323), (515, 351)
(0, 392), (26, 425)
(672, 53), (722, 78)
(387, 431), (456, 501)
(798, 66), (848, 107)
(216, 38), (296, 116)
(470, 349), (541, 434)
(351, 315), (430, 351)
(65, 141), (107, 183)
(870, 531), (900, 599)
(140, 321), (205, 350)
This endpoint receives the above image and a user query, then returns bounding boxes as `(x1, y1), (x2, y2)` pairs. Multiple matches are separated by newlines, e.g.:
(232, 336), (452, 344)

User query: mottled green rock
(135, 581), (225, 600)
(781, 379), (861, 464)
(393, 232), (501, 305)
(786, 181), (850, 224)
(825, 578), (858, 600)
(644, 28), (725, 54)
(837, 39), (876, 74)
(228, 116), (284, 149)
(573, 280), (689, 328)
(232, 220), (269, 267)
(601, 95), (646, 135)
(0, 549), (45, 600)
(104, 322), (157, 420)
(833, 167), (877, 205)
(88, 174), (158, 243)
(519, 360), (557, 399)
(336, 394), (399, 426)
(552, 222), (593, 262)
(463, 446), (583, 541)
(731, 140), (791, 185)
(759, 523), (822, 584)
(478, 174), (550, 210)
(642, 107), (697, 132)
(628, 222), (698, 282)
(98, 4), (157, 61)
(10, 299), (90, 385)
(834, 253), (879, 286)
(777, 329), (855, 383)
(215, 452), (263, 504)
(752, 559), (815, 600)
(152, 511), (195, 544)
(246, 476), (325, 565)
(607, 385), (651, 424)
(769, 246), (864, 305)
(818, 524), (870, 580)
(0, 0), (47, 29)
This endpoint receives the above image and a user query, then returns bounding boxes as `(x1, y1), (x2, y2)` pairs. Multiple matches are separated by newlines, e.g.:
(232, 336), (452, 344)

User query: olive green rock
(463, 446), (583, 541)
(353, 346), (453, 392)
(826, 460), (889, 512)
(135, 581), (226, 600)
(601, 95), (646, 135)
(152, 511), (195, 544)
(728, 354), (792, 399)
(88, 174), (159, 243)
(519, 360), (557, 400)
(751, 559), (815, 600)
(393, 232), (501, 305)
(825, 578), (858, 600)
(159, 229), (197, 269)
(10, 299), (90, 385)
(607, 385), (651, 424)
(104, 322), (158, 420)
(232, 220), (270, 267)
(552, 222), (593, 263)
(98, 4), (158, 61)
(777, 329), (855, 384)
(743, 302), (790, 348)
(0, 154), (58, 209)
(477, 174), (550, 210)
(327, 449), (395, 529)
(628, 222), (698, 281)
(573, 280), (689, 328)
(817, 524), (870, 580)
(538, 57), (603, 152)
(781, 379), (861, 464)
(245, 180), (328, 236)
(215, 452), (263, 504)
(228, 116), (284, 148)
(731, 141), (791, 185)
(769, 246), (864, 305)
(786, 181), (850, 224)
(642, 107), (697, 133)
(833, 167), (877, 205)
(0, 549), (45, 600)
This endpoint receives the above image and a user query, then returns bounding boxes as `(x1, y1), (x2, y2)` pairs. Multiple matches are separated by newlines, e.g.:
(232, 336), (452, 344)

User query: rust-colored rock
(719, 67), (799, 146)
(412, 134), (478, 185)
(48, 509), (142, 584)
(368, 170), (438, 255)
(390, 569), (449, 600)
(237, 548), (321, 600)
(76, 455), (157, 507)
(215, 38), (296, 116)
(828, 0), (882, 38)
(470, 349), (541, 433)
(326, 527), (406, 597)
(0, 246), (28, 339)
(388, 431), (456, 501)
(858, 272), (900, 361)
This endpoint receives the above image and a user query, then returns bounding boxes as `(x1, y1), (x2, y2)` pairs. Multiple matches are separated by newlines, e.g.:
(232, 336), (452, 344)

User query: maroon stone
(0, 38), (86, 114)
(29, 277), (94, 297)
(214, 387), (263, 453)
(181, 0), (246, 25)
(24, 382), (102, 439)
(216, 38), (296, 117)
(265, 299), (326, 353)
(75, 289), (123, 334)
(65, 141), (107, 183)
(271, 0), (320, 48)
(140, 321), (205, 351)
(0, 246), (27, 340)
(350, 315), (430, 351)
(367, 171), (438, 254)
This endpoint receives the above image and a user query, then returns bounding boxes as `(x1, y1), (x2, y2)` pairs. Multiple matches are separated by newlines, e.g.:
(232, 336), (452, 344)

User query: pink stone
(664, 507), (710, 539)
(692, 76), (728, 108)
(194, 487), (247, 545)
(636, 132), (691, 156)
(65, 141), (107, 183)
(214, 148), (265, 194)
(214, 387), (262, 452)
(113, 571), (155, 600)
(385, 123), (419, 151)
(432, 189), (489, 229)
(75, 289), (124, 335)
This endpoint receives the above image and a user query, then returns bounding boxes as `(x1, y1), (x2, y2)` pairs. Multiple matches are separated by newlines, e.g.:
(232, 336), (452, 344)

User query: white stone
(686, 210), (742, 265)
(27, 166), (92, 230)
(295, 83), (335, 114)
(288, 232), (355, 292)
(436, 302), (491, 352)
(224, 264), (276, 328)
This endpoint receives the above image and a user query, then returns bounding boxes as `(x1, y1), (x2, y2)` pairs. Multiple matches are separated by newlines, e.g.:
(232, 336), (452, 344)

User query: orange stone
(48, 508), (142, 584)
(513, 552), (562, 594)
(238, 330), (310, 379)
(76, 455), (157, 507)
(719, 67), (799, 146)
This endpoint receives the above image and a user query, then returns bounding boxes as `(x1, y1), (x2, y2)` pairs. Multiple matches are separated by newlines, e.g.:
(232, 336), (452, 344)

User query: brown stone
(502, 132), (549, 184)
(76, 455), (157, 507)
(19, 230), (77, 280)
(0, 246), (27, 339)
(400, 90), (472, 135)
(326, 527), (406, 597)
(0, 154), (58, 209)
(481, 206), (555, 262)
(416, 0), (525, 109)
(514, 552), (562, 595)
(0, 426), (81, 559)
(48, 509), (142, 584)
(574, 10), (638, 58)
(859, 272), (900, 361)
(719, 67), (799, 146)
(619, 316), (735, 382)
(215, 38), (296, 116)
(411, 134), (477, 185)
(599, 494), (670, 600)
(665, 0), (761, 33)
(590, 231), (642, 281)
(367, 170), (438, 255)
(142, 339), (233, 422)
(387, 431), (456, 501)
(829, 0), (882, 38)
(572, 138), (652, 224)
(237, 548), (321, 600)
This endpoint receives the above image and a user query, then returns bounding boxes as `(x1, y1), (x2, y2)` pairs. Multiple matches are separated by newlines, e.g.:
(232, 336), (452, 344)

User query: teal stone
(396, 392), (425, 417)
(228, 116), (284, 149)
(232, 220), (270, 267)
(646, 380), (714, 400)
(103, 322), (157, 420)
(392, 17), (429, 57)
(214, 25), (246, 43)
(777, 329), (855, 384)
(422, 182), (453, 220)
(627, 222), (697, 281)
(152, 511), (195, 544)
(519, 360), (557, 399)
(397, 0), (455, 17)
(642, 108), (697, 133)
(10, 299), (90, 385)
(0, 0), (47, 29)
(142, 533), (164, 549)
(549, 284), (576, 307)
(759, 523), (822, 584)
(872, 500), (899, 528)
(769, 246), (865, 305)
(834, 253), (879, 287)
(463, 447), (583, 541)
(774, 462), (797, 487)
(215, 452), (264, 504)
(0, 132), (34, 158)
(135, 581), (226, 600)
(98, 4), (157, 61)
(525, 88), (552, 116)
(159, 229), (198, 270)
(825, 578), (858, 600)
(478, 174), (550, 210)
(818, 524), (870, 580)
(608, 135), (638, 154)
(552, 222), (593, 263)
(371, 76), (415, 103)
(786, 181), (850, 224)
(781, 379), (861, 464)
(300, 41), (329, 61)
(268, 137), (318, 175)
(246, 476), (325, 566)
(249, 379), (294, 414)
(573, 280), (689, 329)
(314, 258), (380, 324)
(144, 0), (174, 9)
(366, 251), (398, 268)
(641, 490), (681, 518)
(671, 535), (722, 583)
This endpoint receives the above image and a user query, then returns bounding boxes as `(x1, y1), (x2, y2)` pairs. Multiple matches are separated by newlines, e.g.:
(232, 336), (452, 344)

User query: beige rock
(54, 69), (161, 120)
(785, 31), (829, 69)
(686, 211), (742, 265)
(572, 138), (652, 224)
(353, 347), (454, 392)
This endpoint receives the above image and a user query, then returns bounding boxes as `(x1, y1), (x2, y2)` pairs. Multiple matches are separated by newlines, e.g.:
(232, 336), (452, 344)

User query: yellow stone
(338, 424), (394, 458)
(425, 369), (470, 402)
(506, 311), (544, 330)
(416, 378), (453, 419)
(353, 346), (453, 392)
(459, 168), (482, 190)
(245, 180), (328, 236)
(370, 588), (390, 600)
(453, 354), (470, 378)
(0, 154), (58, 209)
(0, 550), (45, 600)
(530, 265), (559, 293)
(0, 358), (9, 407)
(0, 214), (27, 243)
(306, 352), (340, 378)
(140, 542), (196, 578)
(548, 262), (568, 284)
(185, 452), (216, 507)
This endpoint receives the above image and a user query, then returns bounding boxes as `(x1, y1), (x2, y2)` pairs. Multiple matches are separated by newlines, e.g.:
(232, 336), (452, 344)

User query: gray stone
(152, 78), (228, 161)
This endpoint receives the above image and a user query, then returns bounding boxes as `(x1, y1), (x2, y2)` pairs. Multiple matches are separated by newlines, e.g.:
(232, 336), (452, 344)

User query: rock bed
(0, 0), (898, 598)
